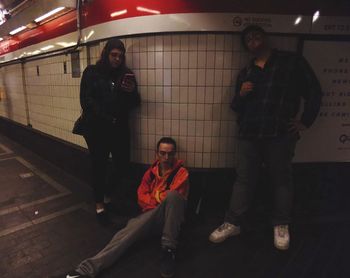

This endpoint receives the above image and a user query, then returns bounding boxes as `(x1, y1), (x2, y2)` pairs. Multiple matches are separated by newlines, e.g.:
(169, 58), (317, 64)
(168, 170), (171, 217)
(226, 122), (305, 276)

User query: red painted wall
(0, 0), (349, 56)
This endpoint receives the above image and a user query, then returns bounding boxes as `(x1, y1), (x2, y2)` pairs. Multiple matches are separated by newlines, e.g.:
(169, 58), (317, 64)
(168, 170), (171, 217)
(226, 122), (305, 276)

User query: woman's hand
(240, 81), (254, 97)
(121, 74), (136, 92)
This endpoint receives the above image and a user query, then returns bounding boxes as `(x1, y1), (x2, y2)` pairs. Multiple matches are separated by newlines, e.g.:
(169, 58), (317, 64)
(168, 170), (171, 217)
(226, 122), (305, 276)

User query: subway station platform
(0, 133), (350, 278)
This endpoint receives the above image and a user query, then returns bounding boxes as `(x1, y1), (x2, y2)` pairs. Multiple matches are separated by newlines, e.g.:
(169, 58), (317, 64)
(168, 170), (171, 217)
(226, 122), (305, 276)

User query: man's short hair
(241, 25), (266, 50)
(157, 137), (177, 151)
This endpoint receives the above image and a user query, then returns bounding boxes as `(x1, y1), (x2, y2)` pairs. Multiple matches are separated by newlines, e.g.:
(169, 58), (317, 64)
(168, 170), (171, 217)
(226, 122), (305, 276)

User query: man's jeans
(225, 133), (298, 226)
(76, 191), (186, 277)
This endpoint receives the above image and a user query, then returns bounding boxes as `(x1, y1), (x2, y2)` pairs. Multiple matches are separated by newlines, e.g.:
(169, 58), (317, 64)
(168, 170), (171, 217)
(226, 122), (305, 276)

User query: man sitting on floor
(61, 137), (189, 278)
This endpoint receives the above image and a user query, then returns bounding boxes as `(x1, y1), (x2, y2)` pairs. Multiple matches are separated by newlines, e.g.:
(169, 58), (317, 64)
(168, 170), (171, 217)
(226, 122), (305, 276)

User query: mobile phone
(122, 73), (135, 84)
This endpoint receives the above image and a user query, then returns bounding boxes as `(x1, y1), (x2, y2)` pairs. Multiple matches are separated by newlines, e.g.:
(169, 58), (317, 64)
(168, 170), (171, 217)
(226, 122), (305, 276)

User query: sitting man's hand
(155, 189), (168, 204)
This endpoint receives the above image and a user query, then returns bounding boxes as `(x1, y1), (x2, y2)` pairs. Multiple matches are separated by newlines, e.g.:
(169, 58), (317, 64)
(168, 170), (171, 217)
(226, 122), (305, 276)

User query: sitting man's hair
(241, 24), (266, 50)
(157, 137), (177, 151)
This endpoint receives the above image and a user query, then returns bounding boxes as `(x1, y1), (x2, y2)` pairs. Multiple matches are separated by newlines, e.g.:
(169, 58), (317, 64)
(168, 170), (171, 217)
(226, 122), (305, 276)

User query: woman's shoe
(96, 210), (110, 226)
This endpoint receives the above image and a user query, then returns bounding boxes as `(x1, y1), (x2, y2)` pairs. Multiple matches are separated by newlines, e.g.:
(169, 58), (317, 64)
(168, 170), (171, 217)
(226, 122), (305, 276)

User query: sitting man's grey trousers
(76, 191), (186, 277)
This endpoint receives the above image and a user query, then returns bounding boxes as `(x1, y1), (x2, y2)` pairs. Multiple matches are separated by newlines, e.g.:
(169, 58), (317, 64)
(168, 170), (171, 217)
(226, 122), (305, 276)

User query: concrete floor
(0, 134), (350, 278)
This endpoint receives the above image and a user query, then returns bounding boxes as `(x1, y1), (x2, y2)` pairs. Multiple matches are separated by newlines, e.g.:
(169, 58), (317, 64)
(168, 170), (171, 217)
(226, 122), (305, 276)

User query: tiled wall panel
(0, 33), (297, 168)
(0, 64), (28, 125)
(24, 50), (88, 148)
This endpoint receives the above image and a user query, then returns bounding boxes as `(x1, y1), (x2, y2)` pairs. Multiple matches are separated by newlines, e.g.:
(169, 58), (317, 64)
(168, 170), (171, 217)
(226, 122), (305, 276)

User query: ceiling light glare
(294, 16), (302, 25)
(136, 6), (160, 15)
(110, 9), (127, 18)
(9, 26), (26, 35)
(34, 7), (65, 23)
(41, 45), (54, 51)
(56, 42), (77, 47)
(84, 30), (95, 41)
(312, 11), (320, 23)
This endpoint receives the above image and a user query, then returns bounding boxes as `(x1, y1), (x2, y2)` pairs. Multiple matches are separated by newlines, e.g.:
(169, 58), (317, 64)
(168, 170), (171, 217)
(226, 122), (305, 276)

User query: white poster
(295, 41), (350, 162)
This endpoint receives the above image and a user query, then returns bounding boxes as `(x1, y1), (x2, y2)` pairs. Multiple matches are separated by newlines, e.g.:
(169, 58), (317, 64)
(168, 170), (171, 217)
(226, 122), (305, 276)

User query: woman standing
(80, 38), (140, 224)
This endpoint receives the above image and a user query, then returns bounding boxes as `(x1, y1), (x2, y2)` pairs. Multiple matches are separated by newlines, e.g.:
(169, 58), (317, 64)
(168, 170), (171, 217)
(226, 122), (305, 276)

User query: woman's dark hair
(96, 38), (126, 68)
(157, 137), (177, 151)
(240, 25), (266, 50)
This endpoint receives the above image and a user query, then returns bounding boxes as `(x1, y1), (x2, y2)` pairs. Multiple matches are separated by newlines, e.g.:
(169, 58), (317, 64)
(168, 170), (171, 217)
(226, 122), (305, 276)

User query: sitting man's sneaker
(274, 224), (290, 250)
(209, 222), (241, 243)
(160, 247), (176, 278)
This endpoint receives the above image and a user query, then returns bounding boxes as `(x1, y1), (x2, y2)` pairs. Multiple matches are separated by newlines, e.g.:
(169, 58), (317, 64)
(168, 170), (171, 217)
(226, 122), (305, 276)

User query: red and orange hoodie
(137, 159), (189, 212)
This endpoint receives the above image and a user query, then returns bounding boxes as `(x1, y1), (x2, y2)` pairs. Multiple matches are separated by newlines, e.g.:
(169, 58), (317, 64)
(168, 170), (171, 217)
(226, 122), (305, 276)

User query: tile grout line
(15, 156), (71, 194)
(0, 143), (13, 156)
(0, 203), (87, 238)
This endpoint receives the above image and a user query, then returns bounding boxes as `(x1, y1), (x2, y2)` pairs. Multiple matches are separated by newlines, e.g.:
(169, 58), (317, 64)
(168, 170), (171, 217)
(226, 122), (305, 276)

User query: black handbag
(72, 113), (86, 135)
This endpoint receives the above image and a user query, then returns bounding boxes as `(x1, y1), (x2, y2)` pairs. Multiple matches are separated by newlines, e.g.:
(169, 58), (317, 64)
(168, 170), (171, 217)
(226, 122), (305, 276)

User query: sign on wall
(71, 51), (81, 78)
(311, 16), (350, 35)
(295, 41), (350, 162)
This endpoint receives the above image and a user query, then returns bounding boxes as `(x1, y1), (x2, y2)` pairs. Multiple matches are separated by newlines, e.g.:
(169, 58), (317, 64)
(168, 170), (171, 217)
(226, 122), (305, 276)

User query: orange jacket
(137, 159), (189, 212)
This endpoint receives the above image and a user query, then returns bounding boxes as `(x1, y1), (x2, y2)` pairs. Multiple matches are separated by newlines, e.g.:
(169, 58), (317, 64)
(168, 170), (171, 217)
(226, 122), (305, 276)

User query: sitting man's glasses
(158, 151), (176, 157)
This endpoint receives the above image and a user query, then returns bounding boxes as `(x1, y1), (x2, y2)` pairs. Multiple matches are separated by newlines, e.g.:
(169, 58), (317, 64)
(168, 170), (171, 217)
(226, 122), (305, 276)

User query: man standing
(63, 137), (189, 277)
(209, 25), (322, 250)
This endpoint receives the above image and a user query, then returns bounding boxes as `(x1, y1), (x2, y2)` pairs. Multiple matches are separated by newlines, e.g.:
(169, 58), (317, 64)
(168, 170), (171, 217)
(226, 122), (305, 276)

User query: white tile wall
(0, 34), (298, 168)
(0, 64), (28, 125)
(123, 33), (249, 168)
(23, 47), (89, 148)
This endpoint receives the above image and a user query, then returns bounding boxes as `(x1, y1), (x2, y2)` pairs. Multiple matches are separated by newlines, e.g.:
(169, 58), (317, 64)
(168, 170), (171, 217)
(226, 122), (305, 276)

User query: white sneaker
(209, 222), (241, 243)
(274, 225), (290, 250)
